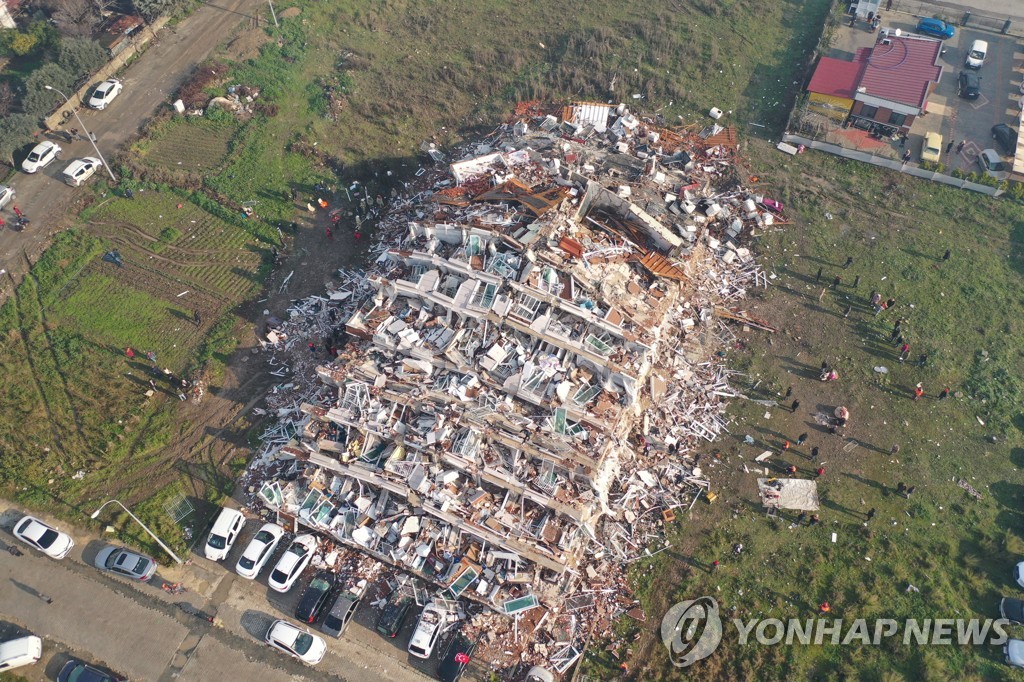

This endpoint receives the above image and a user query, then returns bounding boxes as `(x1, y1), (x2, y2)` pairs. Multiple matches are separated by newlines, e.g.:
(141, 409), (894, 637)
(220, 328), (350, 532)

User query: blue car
(916, 17), (954, 39)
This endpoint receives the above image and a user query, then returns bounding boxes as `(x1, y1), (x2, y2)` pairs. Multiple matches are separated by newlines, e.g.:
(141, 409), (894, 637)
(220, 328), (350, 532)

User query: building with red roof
(806, 32), (944, 135)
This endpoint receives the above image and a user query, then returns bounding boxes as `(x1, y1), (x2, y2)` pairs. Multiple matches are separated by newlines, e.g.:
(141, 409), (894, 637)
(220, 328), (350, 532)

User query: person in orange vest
(819, 601), (831, 614)
(913, 383), (924, 401)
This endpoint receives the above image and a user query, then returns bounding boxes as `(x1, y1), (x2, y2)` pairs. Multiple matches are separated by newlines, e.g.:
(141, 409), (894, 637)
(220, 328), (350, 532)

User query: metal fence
(885, 0), (1019, 36)
(782, 133), (1004, 196)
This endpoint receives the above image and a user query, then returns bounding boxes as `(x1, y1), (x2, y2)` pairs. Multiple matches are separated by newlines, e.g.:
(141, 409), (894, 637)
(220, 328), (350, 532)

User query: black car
(295, 570), (336, 624)
(992, 124), (1019, 154)
(376, 594), (413, 638)
(437, 632), (477, 682)
(958, 70), (981, 100)
(57, 659), (121, 682)
(1001, 597), (1024, 624)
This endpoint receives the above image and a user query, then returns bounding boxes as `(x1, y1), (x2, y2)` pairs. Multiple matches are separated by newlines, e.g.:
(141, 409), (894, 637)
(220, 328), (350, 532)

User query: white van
(204, 507), (246, 561)
(0, 635), (42, 672)
(965, 39), (987, 69)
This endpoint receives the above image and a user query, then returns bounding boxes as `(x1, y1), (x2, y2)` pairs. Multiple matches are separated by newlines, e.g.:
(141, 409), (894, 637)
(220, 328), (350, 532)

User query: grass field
(574, 142), (1024, 681)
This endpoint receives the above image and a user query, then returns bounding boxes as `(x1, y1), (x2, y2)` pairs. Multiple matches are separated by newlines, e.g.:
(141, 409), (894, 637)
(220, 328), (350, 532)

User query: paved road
(0, 506), (432, 682)
(0, 0), (263, 297)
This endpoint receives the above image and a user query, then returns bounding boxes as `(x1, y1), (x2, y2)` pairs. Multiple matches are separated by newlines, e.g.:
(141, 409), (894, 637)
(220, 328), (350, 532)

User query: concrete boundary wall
(44, 15), (170, 131)
(782, 133), (1004, 196)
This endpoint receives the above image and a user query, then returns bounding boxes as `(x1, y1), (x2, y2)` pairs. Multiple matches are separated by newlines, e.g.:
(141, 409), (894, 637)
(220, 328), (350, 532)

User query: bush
(22, 63), (75, 118)
(57, 38), (108, 81)
(176, 60), (228, 108)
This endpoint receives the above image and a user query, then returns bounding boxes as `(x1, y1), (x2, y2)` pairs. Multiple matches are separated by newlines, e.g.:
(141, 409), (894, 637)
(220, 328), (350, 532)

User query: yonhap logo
(660, 596), (724, 667)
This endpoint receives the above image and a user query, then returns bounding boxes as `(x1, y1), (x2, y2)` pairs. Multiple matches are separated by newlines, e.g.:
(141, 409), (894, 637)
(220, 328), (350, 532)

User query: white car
(1015, 561), (1024, 589)
(235, 522), (284, 579)
(22, 141), (61, 173)
(407, 603), (445, 659)
(267, 534), (317, 593)
(265, 619), (326, 665)
(0, 635), (42, 672)
(13, 515), (74, 559)
(1006, 639), (1024, 668)
(62, 158), (102, 187)
(88, 79), (123, 110)
(0, 185), (14, 210)
(203, 507), (246, 561)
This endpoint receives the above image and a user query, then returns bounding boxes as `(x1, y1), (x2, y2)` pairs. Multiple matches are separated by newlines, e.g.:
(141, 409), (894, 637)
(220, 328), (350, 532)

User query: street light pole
(44, 85), (117, 183)
(90, 499), (184, 564)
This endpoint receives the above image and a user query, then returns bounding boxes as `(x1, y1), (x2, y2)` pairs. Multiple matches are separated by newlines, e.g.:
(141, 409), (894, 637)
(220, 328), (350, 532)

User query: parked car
(1007, 639), (1024, 669)
(295, 570), (336, 624)
(87, 79), (123, 110)
(992, 124), (1018, 154)
(203, 506), (246, 561)
(916, 17), (954, 39)
(376, 594), (413, 638)
(235, 522), (284, 579)
(322, 592), (361, 638)
(265, 620), (326, 665)
(94, 546), (158, 581)
(0, 185), (14, 210)
(57, 658), (120, 682)
(22, 141), (62, 173)
(1001, 597), (1024, 624)
(921, 131), (942, 163)
(0, 635), (42, 672)
(957, 70), (981, 100)
(408, 603), (446, 659)
(62, 157), (102, 187)
(977, 148), (1007, 178)
(965, 39), (988, 69)
(1016, 561), (1024, 589)
(437, 632), (476, 682)
(267, 534), (317, 592)
(14, 515), (74, 559)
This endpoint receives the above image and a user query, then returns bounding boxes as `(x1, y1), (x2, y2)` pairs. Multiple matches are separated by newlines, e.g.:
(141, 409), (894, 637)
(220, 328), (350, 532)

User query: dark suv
(957, 71), (981, 100)
(295, 570), (336, 624)
(376, 594), (413, 638)
(992, 124), (1018, 154)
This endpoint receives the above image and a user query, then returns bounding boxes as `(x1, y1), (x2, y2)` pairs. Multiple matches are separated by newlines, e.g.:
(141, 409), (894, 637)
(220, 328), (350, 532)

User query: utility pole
(268, 0), (279, 27)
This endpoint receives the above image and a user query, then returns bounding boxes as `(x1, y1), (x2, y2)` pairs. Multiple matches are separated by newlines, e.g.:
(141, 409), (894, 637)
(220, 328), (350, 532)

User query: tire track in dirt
(89, 220), (260, 260)
(10, 262), (72, 464)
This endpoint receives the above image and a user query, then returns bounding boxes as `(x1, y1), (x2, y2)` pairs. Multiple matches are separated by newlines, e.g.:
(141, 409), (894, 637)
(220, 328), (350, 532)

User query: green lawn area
(585, 142), (1024, 681)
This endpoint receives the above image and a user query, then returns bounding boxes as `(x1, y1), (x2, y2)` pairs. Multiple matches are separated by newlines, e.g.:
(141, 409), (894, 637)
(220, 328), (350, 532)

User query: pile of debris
(241, 101), (787, 676)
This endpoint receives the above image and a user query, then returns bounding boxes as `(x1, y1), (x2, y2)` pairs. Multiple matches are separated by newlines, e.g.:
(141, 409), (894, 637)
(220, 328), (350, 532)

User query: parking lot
(824, 13), (1022, 173)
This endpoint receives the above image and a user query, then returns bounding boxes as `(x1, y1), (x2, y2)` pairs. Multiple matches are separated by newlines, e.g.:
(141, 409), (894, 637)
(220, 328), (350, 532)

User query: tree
(57, 38), (107, 79)
(51, 0), (102, 37)
(0, 114), (37, 167)
(0, 82), (14, 118)
(131, 0), (174, 21)
(6, 32), (39, 56)
(22, 62), (74, 118)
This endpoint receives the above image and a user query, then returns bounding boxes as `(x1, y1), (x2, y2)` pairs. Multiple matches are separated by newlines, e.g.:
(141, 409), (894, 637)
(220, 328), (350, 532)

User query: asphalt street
(0, 0), (265, 299)
(0, 506), (432, 681)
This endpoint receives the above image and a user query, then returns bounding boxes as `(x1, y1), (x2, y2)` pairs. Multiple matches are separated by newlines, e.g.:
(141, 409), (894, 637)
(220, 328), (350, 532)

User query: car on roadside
(1016, 561), (1024, 589)
(437, 631), (476, 682)
(408, 603), (446, 659)
(295, 570), (336, 624)
(1007, 639), (1024, 669)
(920, 131), (942, 163)
(957, 70), (981, 100)
(87, 78), (123, 110)
(977, 148), (1007, 178)
(1001, 597), (1024, 624)
(265, 619), (326, 665)
(13, 515), (74, 559)
(22, 141), (62, 173)
(57, 658), (121, 682)
(0, 185), (14, 210)
(992, 124), (1018, 154)
(965, 39), (987, 69)
(203, 506), (246, 561)
(0, 635), (42, 673)
(322, 591), (361, 638)
(94, 545), (158, 581)
(268, 534), (317, 593)
(235, 522), (284, 579)
(376, 594), (413, 638)
(916, 17), (954, 39)
(62, 157), (102, 187)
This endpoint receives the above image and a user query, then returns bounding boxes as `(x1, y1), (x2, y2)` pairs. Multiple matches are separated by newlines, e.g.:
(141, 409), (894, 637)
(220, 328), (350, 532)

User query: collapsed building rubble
(242, 101), (787, 675)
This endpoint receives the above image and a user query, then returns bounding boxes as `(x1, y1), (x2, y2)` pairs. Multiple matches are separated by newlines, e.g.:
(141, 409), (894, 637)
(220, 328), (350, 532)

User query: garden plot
(140, 118), (237, 172)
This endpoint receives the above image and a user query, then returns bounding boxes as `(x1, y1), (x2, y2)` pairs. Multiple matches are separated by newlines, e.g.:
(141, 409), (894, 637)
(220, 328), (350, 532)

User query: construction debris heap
(245, 102), (785, 673)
